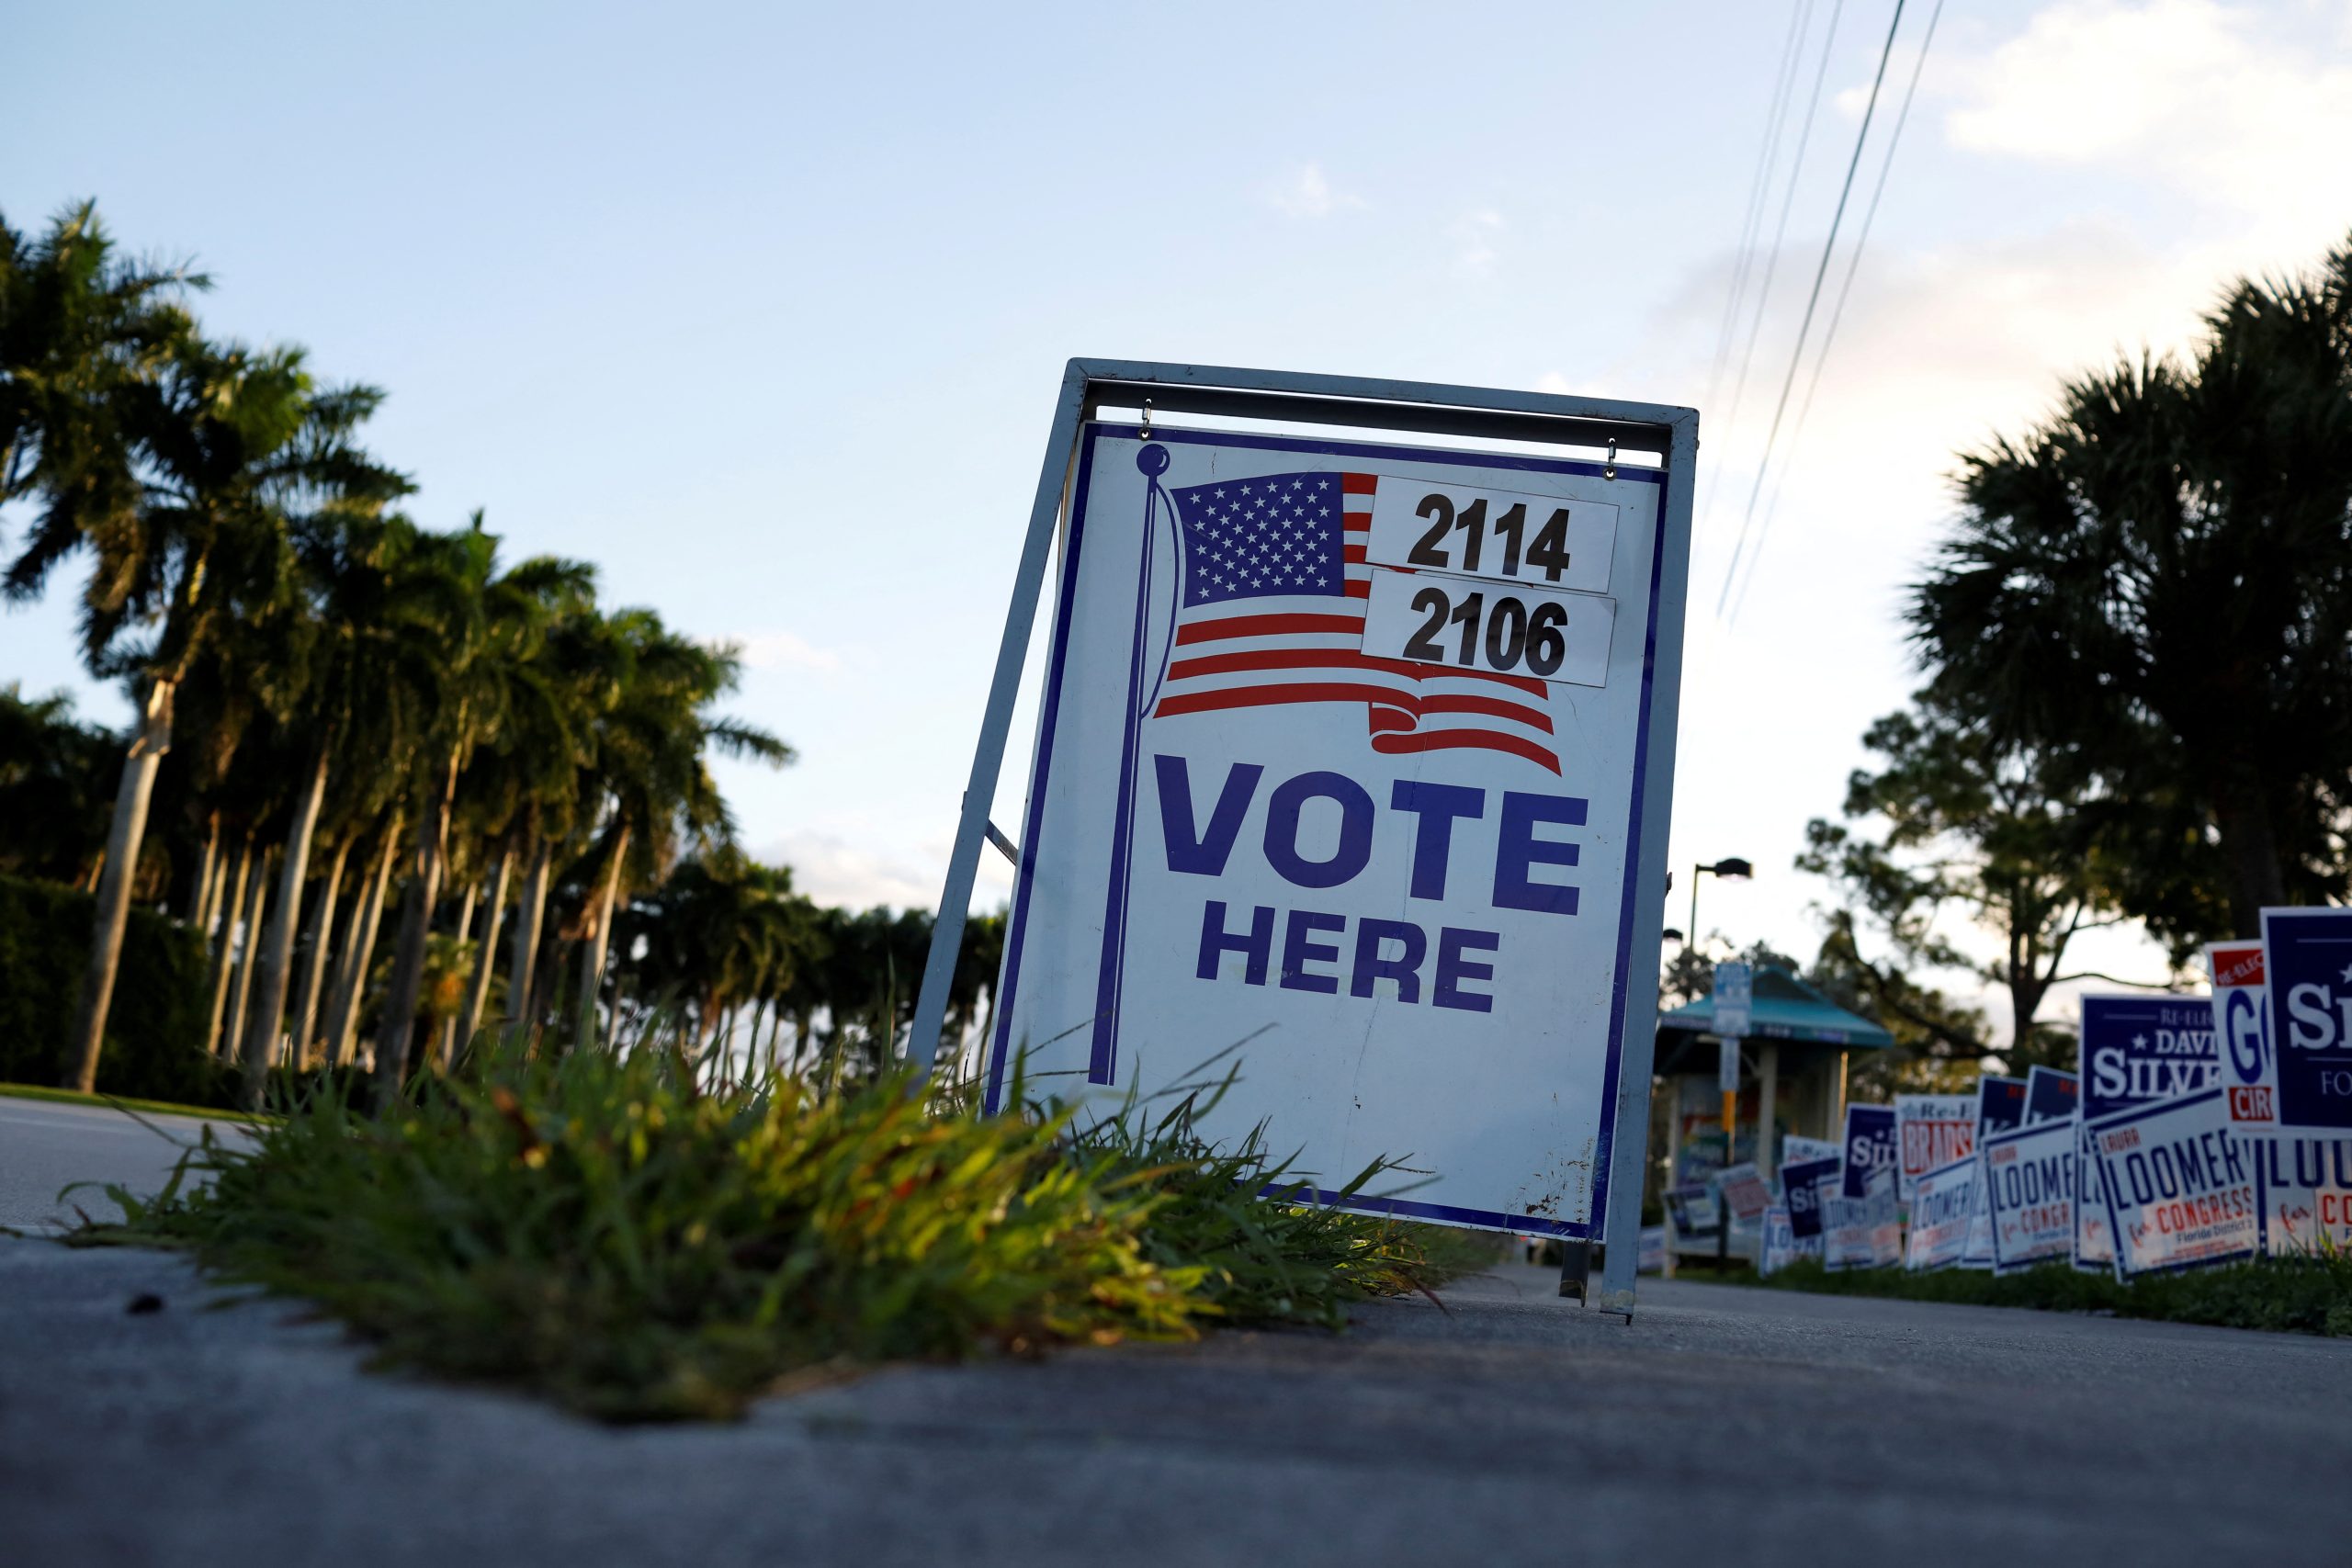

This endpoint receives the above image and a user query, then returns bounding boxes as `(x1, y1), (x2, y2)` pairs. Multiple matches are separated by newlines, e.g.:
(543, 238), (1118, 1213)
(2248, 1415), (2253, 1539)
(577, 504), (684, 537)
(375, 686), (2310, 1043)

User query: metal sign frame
(910, 358), (1697, 1316)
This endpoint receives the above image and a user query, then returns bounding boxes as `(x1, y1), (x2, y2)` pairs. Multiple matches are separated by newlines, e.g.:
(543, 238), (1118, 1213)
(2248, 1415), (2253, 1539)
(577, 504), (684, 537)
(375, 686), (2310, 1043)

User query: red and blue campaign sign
(1905, 1155), (1977, 1270)
(2086, 1088), (2257, 1277)
(2258, 907), (2352, 1134)
(1840, 1103), (1898, 1199)
(1781, 1156), (1840, 1241)
(1894, 1093), (1974, 1205)
(2023, 1066), (2078, 1124)
(2076, 995), (2218, 1274)
(2204, 940), (2279, 1130)
(1961, 1076), (2026, 1269)
(987, 423), (1682, 1239)
(1983, 1116), (2076, 1274)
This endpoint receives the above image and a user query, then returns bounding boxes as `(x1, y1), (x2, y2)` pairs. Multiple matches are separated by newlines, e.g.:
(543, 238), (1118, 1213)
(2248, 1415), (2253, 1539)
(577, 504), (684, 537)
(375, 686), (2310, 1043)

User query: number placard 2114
(1364, 479), (1618, 596)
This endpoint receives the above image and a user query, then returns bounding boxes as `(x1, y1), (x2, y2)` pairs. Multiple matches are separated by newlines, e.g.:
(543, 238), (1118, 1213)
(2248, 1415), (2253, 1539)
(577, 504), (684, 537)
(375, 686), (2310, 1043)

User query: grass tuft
(73, 1039), (1486, 1419)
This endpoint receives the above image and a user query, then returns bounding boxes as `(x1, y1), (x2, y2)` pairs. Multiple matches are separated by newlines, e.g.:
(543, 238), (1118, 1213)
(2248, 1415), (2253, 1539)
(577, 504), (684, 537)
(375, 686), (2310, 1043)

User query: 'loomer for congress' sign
(984, 415), (1688, 1239)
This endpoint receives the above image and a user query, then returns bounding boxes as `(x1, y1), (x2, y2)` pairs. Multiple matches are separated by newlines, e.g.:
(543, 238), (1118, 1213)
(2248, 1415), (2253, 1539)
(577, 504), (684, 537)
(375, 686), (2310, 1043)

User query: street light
(1688, 857), (1753, 955)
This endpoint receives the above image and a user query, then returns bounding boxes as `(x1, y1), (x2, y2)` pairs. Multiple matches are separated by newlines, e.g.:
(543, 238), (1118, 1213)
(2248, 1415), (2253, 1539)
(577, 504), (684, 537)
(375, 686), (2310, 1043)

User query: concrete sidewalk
(5, 1239), (2347, 1568)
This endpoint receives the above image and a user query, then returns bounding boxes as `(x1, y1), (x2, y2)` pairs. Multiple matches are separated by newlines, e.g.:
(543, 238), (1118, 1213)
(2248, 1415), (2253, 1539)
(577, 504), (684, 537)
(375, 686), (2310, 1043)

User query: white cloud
(1534, 370), (1574, 395)
(1453, 209), (1504, 278)
(1262, 161), (1364, 219)
(754, 829), (935, 909)
(729, 629), (842, 674)
(1942, 0), (2352, 254)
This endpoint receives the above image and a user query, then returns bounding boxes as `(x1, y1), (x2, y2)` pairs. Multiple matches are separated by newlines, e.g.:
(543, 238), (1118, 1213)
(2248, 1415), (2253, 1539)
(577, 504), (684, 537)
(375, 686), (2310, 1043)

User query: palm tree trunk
(224, 851), (273, 1066)
(64, 677), (174, 1091)
(574, 826), (630, 1045)
(374, 758), (458, 1092)
(288, 831), (354, 1066)
(197, 832), (231, 940)
(187, 812), (220, 927)
(604, 984), (627, 1053)
(202, 836), (254, 1055)
(326, 824), (401, 1069)
(435, 878), (481, 1069)
(507, 836), (553, 1032)
(456, 840), (514, 1052)
(240, 749), (330, 1107)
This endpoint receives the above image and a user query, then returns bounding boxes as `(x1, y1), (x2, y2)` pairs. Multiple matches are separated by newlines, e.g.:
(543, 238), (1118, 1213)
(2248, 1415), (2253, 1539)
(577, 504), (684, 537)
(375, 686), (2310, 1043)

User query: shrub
(0, 874), (226, 1103)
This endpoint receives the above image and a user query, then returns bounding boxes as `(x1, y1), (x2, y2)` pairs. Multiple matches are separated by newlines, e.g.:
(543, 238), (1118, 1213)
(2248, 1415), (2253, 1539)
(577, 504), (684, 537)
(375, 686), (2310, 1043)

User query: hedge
(0, 874), (233, 1105)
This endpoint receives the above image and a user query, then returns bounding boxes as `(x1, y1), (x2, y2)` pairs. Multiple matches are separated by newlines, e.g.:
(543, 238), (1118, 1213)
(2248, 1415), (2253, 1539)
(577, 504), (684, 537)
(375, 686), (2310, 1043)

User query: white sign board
(2086, 1088), (2257, 1278)
(1894, 1093), (1975, 1205)
(1824, 1171), (1899, 1271)
(1983, 1118), (2077, 1275)
(1717, 1161), (1770, 1222)
(2250, 1134), (2352, 1257)
(1905, 1155), (1976, 1270)
(1782, 1135), (1840, 1168)
(986, 424), (1683, 1241)
(1758, 1203), (1797, 1277)
(1713, 960), (1753, 1039)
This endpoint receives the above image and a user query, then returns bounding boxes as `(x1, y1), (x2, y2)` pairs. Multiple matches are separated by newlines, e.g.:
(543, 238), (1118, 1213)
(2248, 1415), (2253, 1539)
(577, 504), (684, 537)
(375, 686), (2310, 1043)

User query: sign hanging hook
(1603, 437), (1618, 480)
(1139, 397), (1154, 439)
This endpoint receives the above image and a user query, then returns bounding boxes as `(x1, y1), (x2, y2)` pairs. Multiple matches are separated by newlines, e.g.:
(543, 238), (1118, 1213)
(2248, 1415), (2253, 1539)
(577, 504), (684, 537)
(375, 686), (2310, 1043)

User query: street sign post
(915, 361), (1698, 1317)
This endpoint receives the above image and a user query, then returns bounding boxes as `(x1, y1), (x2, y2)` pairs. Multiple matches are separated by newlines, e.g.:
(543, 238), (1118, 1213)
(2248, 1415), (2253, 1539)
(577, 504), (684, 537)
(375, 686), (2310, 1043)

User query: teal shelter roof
(1657, 965), (1895, 1049)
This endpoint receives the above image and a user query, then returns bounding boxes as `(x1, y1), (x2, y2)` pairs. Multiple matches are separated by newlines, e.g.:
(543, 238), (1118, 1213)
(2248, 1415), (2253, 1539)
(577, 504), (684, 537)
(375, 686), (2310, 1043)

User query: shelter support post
(1757, 1042), (1779, 1177)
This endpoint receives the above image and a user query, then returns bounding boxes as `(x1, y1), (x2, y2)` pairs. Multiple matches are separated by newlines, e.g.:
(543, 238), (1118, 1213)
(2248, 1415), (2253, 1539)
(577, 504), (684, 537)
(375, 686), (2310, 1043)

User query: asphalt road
(0, 1096), (228, 1232)
(5, 1110), (2350, 1567)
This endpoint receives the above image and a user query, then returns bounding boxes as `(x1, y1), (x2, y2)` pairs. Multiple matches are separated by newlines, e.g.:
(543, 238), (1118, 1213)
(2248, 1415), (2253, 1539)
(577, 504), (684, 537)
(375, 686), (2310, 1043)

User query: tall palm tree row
(2, 200), (1015, 1103)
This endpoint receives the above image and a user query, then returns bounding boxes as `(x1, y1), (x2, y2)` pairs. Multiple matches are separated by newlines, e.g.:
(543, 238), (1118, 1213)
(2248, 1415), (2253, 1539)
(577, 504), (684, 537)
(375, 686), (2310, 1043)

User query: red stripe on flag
(1166, 647), (1548, 698)
(1341, 473), (1377, 495)
(1342, 580), (1369, 599)
(1372, 728), (1562, 774)
(1342, 544), (1367, 563)
(1156, 682), (1409, 718)
(1173, 612), (1364, 646)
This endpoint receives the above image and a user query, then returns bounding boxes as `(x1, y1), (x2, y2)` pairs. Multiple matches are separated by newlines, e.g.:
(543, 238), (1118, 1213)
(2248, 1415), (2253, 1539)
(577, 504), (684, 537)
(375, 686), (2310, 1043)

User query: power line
(1713, 0), (1908, 619)
(1707, 0), (1849, 495)
(1729, 0), (1945, 626)
(1703, 0), (1814, 412)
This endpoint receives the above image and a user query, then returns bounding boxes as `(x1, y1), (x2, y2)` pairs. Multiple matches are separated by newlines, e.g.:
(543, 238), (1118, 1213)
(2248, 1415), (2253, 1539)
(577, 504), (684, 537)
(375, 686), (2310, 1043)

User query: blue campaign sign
(1781, 1156), (1839, 1240)
(2024, 1066), (2078, 1124)
(2079, 995), (2219, 1119)
(2259, 907), (2352, 1132)
(1976, 1076), (2026, 1140)
(1840, 1103), (1898, 1199)
(2249, 1134), (2352, 1257)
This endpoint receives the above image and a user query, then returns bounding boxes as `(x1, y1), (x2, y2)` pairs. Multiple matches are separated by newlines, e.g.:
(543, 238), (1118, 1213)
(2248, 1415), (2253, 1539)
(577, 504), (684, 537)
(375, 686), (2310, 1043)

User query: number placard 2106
(1364, 479), (1617, 596)
(1361, 568), (1615, 688)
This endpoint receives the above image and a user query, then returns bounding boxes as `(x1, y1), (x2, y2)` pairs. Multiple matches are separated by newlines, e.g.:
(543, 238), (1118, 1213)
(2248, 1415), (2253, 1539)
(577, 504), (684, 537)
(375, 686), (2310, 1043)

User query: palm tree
(1913, 234), (2352, 941)
(570, 616), (792, 1043)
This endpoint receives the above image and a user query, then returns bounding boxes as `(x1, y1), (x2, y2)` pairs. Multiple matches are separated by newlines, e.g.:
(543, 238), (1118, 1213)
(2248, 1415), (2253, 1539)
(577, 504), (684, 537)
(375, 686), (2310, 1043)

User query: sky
(6, 0), (2351, 1042)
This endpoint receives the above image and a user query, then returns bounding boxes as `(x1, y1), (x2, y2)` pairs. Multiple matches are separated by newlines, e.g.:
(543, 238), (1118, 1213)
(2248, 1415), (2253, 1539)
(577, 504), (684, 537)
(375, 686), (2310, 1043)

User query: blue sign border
(2086, 1088), (2258, 1280)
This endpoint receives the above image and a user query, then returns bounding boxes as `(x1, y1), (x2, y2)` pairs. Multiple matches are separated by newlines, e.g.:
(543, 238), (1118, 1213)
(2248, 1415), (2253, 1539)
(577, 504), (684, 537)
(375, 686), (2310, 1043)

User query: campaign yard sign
(1983, 1116), (2076, 1274)
(1961, 1077), (2027, 1269)
(1841, 1103), (1899, 1199)
(2023, 1066), (2079, 1124)
(2258, 907), (2352, 1134)
(1894, 1094), (1974, 1205)
(2075, 995), (2219, 1274)
(985, 418), (1686, 1240)
(1717, 1161), (1771, 1222)
(2246, 1134), (2352, 1257)
(1781, 1156), (1840, 1241)
(1758, 1203), (1796, 1277)
(1637, 1224), (1668, 1274)
(1905, 1155), (1976, 1270)
(2205, 940), (2278, 1132)
(1825, 1169), (1899, 1271)
(2087, 1088), (2257, 1278)
(1782, 1135), (1840, 1168)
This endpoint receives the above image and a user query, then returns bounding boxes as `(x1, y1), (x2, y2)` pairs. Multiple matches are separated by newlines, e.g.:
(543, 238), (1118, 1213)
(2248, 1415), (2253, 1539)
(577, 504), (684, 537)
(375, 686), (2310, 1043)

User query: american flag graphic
(1149, 470), (1562, 773)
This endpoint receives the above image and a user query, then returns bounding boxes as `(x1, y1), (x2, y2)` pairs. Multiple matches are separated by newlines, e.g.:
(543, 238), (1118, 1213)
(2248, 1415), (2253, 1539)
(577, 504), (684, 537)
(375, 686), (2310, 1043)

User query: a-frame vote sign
(910, 361), (1697, 1314)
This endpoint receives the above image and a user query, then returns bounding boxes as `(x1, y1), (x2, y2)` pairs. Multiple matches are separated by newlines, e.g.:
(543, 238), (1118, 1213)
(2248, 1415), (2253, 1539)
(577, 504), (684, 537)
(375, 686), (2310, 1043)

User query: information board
(2086, 1088), (2257, 1278)
(983, 412), (1689, 1241)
